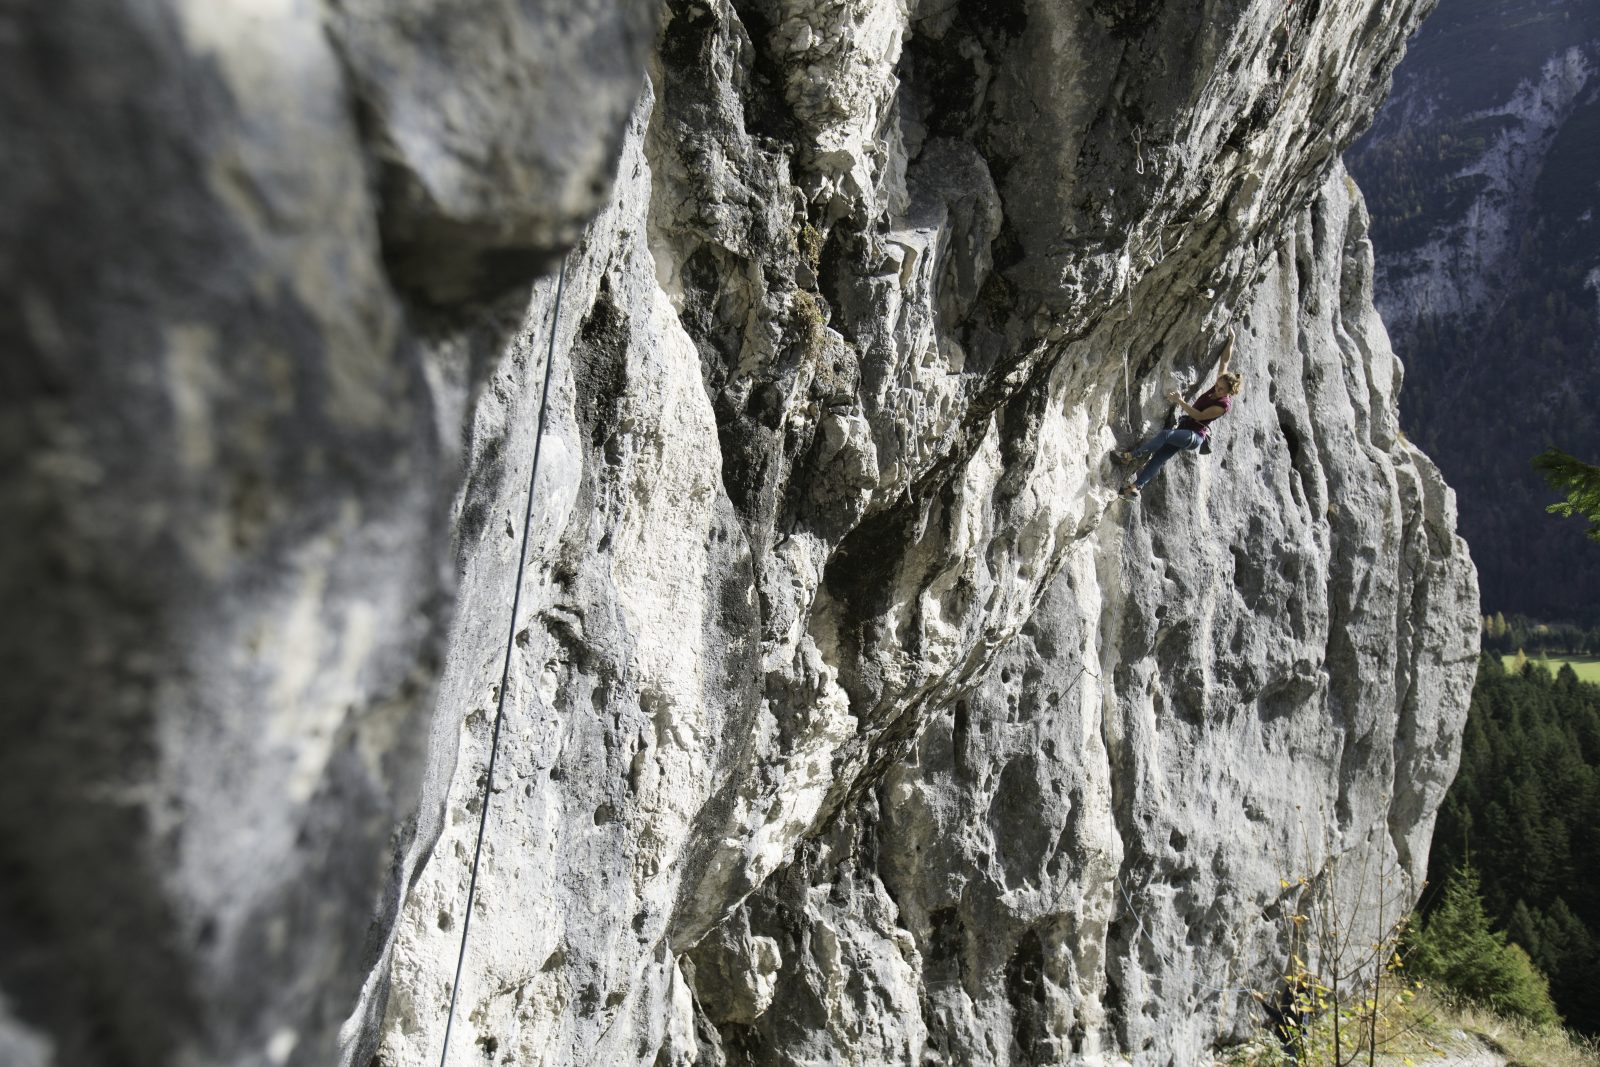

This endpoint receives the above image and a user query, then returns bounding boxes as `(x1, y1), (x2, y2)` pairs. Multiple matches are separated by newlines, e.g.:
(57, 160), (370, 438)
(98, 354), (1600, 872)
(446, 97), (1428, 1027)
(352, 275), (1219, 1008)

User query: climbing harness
(437, 255), (569, 1067)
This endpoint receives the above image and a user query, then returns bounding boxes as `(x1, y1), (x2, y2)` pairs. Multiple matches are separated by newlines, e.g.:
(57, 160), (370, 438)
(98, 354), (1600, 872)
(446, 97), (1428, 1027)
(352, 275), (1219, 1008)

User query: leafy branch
(1532, 448), (1600, 543)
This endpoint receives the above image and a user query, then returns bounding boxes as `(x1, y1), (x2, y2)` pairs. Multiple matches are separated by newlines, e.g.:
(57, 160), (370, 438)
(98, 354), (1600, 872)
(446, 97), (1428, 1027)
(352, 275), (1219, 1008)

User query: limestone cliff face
(1, 1), (1474, 1066)
(680, 174), (1478, 1064)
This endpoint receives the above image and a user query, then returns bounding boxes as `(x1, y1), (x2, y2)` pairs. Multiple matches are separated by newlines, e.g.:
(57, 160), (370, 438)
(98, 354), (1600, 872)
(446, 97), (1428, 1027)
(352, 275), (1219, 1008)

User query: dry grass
(1218, 984), (1600, 1066)
(1417, 990), (1600, 1067)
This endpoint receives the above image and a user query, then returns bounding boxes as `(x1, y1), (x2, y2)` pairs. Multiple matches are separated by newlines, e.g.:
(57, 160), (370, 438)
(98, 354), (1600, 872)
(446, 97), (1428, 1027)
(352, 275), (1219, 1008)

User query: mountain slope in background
(1347, 0), (1600, 624)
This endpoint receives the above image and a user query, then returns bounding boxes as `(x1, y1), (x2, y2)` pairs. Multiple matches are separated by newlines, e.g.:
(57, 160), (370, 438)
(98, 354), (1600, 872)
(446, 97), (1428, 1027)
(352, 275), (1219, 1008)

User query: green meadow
(1501, 654), (1600, 684)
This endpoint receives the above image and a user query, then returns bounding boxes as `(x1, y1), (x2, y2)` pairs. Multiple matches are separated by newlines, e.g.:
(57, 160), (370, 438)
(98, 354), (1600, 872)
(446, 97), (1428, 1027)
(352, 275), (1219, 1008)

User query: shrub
(1406, 864), (1560, 1027)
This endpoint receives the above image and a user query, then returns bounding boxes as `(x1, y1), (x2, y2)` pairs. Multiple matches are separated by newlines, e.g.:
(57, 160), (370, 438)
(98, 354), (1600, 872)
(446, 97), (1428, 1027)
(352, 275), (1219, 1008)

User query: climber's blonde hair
(1220, 371), (1243, 395)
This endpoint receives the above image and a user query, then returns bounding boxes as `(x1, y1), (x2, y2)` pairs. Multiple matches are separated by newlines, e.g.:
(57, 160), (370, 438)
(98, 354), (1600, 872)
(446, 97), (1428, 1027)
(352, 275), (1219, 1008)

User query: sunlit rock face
(2, 0), (1474, 1066)
(356, 0), (1475, 1062)
(687, 171), (1478, 1065)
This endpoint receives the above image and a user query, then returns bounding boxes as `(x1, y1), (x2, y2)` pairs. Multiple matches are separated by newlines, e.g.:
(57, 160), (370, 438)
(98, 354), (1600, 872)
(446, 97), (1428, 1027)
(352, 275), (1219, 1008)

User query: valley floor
(1499, 655), (1600, 684)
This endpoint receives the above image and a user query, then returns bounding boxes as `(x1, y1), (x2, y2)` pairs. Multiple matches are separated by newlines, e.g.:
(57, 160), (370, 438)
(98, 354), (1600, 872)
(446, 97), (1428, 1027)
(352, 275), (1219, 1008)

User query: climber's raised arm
(1215, 325), (1236, 380)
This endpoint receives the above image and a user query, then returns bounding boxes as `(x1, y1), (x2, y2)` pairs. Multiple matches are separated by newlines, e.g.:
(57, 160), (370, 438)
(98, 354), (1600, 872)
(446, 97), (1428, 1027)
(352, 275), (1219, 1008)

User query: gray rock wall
(2, 0), (1476, 1065)
(355, 0), (1477, 1061)
(0, 2), (652, 1065)
(692, 171), (1477, 1065)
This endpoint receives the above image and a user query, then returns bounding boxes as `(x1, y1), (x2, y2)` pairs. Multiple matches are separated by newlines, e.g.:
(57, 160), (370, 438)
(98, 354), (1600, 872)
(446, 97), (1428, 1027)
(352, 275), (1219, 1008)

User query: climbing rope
(1121, 343), (1134, 434)
(437, 255), (569, 1067)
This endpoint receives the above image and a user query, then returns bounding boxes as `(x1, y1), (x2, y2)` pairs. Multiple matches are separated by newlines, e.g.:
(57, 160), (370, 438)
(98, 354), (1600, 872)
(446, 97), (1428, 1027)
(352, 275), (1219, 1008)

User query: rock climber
(1114, 325), (1241, 499)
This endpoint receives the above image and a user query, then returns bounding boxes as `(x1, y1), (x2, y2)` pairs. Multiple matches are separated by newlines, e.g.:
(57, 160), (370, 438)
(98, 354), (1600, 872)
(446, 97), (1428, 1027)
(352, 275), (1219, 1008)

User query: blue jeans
(1131, 428), (1204, 489)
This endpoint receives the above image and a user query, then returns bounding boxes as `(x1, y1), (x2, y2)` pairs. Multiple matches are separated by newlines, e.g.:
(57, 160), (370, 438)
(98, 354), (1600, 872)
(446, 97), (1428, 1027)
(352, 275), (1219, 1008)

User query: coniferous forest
(1480, 613), (1600, 659)
(1426, 655), (1600, 1034)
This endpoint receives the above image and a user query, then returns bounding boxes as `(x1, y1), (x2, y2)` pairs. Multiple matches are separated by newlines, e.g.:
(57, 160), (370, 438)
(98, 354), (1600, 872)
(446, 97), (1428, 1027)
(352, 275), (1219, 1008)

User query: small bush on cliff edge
(1405, 863), (1560, 1027)
(1240, 831), (1421, 1066)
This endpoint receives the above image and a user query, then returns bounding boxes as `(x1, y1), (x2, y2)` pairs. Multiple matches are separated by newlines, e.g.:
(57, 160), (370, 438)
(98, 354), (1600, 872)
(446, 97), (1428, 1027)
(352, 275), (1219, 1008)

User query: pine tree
(1407, 864), (1560, 1026)
(1508, 900), (1543, 966)
(1432, 661), (1600, 1033)
(1499, 945), (1560, 1025)
(1533, 448), (1600, 543)
(1537, 898), (1599, 1027)
(1478, 651), (1505, 679)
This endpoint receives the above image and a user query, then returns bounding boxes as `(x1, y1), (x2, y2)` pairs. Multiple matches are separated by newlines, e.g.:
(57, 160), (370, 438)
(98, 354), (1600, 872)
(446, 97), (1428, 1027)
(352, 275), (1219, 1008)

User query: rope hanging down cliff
(438, 256), (569, 1067)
